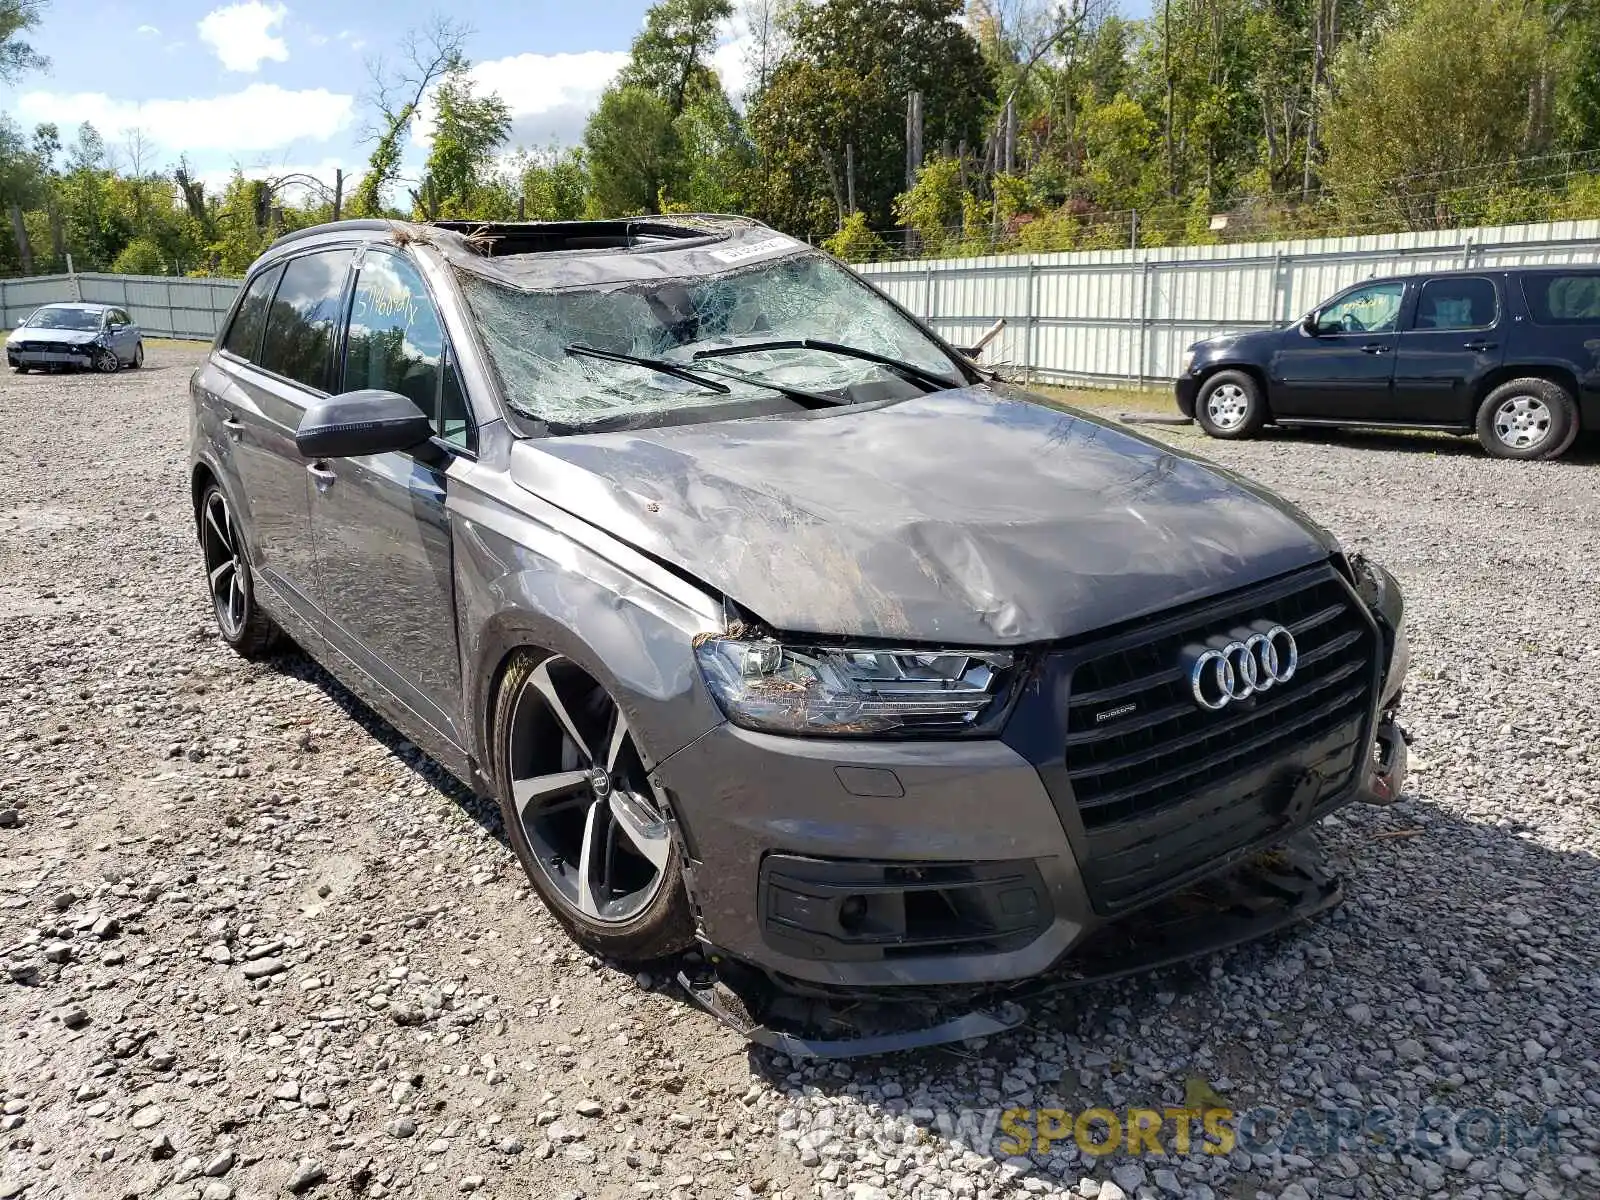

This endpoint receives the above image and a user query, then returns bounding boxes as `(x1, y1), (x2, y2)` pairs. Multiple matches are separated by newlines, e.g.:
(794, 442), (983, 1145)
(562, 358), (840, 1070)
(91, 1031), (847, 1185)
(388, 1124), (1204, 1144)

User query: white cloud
(15, 84), (354, 154)
(710, 25), (753, 105)
(136, 24), (160, 36)
(413, 50), (630, 153)
(198, 2), (289, 73)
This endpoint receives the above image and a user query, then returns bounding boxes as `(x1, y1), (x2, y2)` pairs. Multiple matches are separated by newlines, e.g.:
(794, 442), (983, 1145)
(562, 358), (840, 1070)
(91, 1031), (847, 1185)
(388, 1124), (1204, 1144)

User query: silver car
(6, 302), (145, 373)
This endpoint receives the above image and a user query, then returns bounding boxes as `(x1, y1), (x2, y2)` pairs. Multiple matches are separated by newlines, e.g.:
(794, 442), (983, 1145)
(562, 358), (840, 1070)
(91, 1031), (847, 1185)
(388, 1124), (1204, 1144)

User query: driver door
(1269, 280), (1407, 420)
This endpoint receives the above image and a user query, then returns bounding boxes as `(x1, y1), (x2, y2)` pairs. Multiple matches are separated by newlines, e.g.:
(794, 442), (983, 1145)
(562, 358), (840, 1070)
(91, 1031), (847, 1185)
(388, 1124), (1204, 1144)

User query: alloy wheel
(506, 657), (673, 925)
(1492, 395), (1551, 451)
(201, 490), (247, 639)
(94, 347), (119, 374)
(1206, 382), (1250, 430)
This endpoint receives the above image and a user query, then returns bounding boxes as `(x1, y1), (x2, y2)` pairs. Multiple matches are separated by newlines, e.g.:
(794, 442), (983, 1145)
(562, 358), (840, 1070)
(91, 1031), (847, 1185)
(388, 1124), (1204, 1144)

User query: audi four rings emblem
(1187, 625), (1299, 710)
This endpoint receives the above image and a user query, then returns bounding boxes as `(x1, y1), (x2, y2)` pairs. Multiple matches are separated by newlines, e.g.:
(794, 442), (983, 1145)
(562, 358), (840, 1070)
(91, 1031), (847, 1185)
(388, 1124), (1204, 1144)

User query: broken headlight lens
(695, 637), (1015, 736)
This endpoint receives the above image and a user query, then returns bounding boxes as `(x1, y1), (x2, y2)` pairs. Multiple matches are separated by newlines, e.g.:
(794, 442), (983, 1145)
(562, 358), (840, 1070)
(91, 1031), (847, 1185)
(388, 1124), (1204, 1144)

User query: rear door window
(258, 250), (352, 391)
(1521, 273), (1600, 325)
(221, 264), (283, 361)
(1413, 278), (1497, 330)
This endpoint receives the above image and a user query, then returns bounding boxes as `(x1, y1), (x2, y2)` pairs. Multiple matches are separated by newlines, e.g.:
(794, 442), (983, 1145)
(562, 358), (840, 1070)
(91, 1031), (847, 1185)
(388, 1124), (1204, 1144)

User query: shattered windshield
(457, 252), (962, 431)
(27, 306), (102, 332)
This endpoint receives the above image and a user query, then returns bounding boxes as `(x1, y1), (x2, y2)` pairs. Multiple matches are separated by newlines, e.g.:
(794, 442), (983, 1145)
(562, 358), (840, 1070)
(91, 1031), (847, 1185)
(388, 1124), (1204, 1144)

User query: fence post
(1463, 235), (1475, 270)
(1024, 259), (1036, 384)
(1136, 260), (1152, 387)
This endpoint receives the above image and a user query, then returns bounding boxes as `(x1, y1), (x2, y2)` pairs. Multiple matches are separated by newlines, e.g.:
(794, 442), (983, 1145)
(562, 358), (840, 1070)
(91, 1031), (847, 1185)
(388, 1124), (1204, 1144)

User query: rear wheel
(130, 343), (145, 369)
(198, 484), (279, 656)
(1195, 370), (1267, 439)
(1477, 377), (1579, 461)
(492, 651), (694, 964)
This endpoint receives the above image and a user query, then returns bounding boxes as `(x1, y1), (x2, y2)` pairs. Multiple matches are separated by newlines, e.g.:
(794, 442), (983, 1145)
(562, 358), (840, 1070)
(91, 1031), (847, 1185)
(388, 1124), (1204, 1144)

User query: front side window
(259, 250), (351, 390)
(458, 251), (962, 433)
(223, 264), (284, 361)
(1315, 282), (1405, 335)
(27, 305), (103, 332)
(1522, 273), (1600, 325)
(344, 251), (444, 416)
(1414, 278), (1496, 330)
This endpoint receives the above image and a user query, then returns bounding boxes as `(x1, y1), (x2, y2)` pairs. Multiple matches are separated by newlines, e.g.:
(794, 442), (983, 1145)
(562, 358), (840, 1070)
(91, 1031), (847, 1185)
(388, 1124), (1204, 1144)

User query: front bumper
(657, 564), (1409, 997)
(8, 345), (95, 367)
(1175, 372), (1200, 417)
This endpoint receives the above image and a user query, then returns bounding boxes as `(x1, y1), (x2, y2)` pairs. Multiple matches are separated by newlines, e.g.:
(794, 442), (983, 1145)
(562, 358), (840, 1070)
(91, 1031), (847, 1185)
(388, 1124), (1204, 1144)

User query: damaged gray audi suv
(190, 216), (1409, 1023)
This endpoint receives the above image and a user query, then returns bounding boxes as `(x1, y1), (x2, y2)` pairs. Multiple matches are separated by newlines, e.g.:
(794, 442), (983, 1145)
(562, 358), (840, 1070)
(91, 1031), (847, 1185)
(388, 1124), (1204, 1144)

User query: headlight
(1180, 348), (1197, 374)
(694, 636), (1015, 736)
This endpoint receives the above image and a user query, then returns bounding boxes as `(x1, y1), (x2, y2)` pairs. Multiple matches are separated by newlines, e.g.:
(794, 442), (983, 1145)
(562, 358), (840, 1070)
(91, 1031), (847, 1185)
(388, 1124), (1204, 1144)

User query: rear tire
(1477, 377), (1579, 461)
(492, 650), (695, 964)
(1195, 370), (1268, 439)
(198, 483), (279, 657)
(130, 343), (145, 369)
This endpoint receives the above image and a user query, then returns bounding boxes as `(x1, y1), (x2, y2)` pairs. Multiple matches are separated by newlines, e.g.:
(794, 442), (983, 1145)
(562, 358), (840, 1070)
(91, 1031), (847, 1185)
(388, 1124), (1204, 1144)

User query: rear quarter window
(1521, 273), (1600, 325)
(222, 264), (284, 361)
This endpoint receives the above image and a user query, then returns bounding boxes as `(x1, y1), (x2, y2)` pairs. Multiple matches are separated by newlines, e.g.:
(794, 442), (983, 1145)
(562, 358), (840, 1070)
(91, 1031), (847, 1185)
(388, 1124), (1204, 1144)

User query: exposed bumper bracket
(685, 836), (1343, 1058)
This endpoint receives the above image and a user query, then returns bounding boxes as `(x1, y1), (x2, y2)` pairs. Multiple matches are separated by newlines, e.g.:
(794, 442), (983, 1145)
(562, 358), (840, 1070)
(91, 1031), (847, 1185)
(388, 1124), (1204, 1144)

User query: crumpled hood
(507, 385), (1338, 645)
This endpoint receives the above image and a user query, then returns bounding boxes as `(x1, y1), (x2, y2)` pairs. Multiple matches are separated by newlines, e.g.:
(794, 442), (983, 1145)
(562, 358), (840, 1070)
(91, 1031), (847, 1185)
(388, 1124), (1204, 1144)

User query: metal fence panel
(858, 217), (1600, 385)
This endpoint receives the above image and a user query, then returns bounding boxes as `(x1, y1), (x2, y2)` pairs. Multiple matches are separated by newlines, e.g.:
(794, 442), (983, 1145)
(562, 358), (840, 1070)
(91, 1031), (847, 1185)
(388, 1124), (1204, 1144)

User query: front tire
(1195, 370), (1268, 439)
(1477, 378), (1579, 461)
(11, 364), (26, 374)
(492, 650), (695, 964)
(93, 347), (119, 374)
(198, 484), (279, 657)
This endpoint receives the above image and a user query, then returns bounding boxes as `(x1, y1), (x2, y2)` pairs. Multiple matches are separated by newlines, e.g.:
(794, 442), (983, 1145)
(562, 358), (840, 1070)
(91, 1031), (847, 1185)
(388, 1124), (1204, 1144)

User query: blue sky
(1, 1), (1152, 199)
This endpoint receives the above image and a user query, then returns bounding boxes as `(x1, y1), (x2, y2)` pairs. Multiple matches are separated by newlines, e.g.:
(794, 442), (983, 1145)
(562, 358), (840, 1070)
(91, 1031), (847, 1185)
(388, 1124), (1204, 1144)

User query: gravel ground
(1, 346), (1596, 1200)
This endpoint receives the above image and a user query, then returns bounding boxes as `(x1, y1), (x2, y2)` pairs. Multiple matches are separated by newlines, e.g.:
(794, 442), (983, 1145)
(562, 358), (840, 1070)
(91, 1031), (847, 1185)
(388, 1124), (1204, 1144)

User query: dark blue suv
(1176, 267), (1600, 460)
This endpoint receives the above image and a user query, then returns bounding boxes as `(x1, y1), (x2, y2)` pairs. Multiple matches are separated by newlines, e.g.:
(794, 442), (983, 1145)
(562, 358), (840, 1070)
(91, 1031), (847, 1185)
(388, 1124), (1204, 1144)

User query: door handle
(1463, 341), (1497, 352)
(221, 415), (244, 441)
(307, 462), (337, 494)
(1360, 343), (1391, 355)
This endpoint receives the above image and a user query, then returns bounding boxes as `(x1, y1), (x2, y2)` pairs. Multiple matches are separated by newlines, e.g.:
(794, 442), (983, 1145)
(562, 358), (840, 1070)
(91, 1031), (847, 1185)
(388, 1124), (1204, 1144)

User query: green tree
(747, 0), (994, 239)
(619, 0), (733, 118)
(822, 210), (889, 260)
(1, 0), (48, 82)
(352, 18), (469, 216)
(1322, 0), (1549, 229)
(414, 70), (512, 218)
(584, 85), (682, 216)
(518, 145), (589, 220)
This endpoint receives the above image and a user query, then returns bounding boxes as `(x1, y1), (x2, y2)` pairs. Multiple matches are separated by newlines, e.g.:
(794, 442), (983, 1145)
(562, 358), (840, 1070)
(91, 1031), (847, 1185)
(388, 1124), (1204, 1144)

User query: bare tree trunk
(48, 199), (65, 269)
(333, 168), (344, 222)
(10, 204), (34, 275)
(845, 143), (856, 216)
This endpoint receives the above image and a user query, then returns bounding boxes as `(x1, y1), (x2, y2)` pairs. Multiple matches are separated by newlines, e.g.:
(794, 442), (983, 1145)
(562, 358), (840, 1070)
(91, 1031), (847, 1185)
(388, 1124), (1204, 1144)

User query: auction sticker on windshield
(708, 236), (800, 264)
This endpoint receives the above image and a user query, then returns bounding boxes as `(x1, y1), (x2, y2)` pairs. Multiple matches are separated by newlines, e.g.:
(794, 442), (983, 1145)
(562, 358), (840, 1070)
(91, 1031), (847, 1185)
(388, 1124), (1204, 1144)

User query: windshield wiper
(690, 339), (959, 392)
(567, 342), (848, 409)
(565, 343), (731, 394)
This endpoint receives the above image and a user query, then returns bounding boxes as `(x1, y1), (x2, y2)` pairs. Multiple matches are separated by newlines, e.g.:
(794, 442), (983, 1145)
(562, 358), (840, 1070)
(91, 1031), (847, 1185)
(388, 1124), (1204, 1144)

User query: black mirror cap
(295, 389), (434, 459)
(1300, 312), (1319, 335)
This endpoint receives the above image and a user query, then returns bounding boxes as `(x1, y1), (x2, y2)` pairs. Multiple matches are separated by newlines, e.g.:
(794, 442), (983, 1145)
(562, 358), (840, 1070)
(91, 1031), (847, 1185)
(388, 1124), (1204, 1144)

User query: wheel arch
(1472, 363), (1581, 418)
(1195, 361), (1273, 417)
(190, 460), (218, 526)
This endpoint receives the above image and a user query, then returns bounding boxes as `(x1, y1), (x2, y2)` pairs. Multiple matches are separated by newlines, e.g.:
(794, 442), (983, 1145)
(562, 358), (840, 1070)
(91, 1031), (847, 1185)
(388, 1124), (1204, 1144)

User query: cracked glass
(457, 253), (960, 430)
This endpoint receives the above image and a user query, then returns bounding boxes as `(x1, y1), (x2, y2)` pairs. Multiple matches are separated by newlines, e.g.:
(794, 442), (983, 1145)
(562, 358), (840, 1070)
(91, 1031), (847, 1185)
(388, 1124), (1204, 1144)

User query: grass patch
(1022, 382), (1179, 416)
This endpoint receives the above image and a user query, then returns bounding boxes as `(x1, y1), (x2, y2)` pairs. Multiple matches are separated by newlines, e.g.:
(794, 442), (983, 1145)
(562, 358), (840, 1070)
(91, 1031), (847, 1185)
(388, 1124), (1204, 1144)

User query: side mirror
(296, 389), (434, 459)
(1300, 312), (1319, 336)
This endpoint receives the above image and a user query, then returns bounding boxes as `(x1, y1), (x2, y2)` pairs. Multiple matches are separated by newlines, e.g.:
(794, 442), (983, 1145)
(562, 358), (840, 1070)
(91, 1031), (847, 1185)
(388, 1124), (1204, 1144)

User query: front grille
(1058, 564), (1377, 912)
